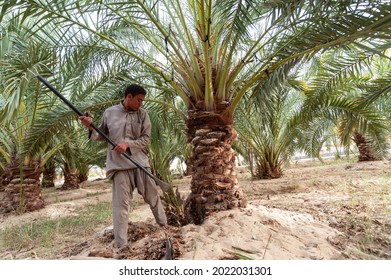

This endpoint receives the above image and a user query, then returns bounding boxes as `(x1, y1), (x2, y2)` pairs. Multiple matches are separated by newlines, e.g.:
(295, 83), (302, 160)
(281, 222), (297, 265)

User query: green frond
(146, 94), (189, 180)
(1, 0), (390, 182)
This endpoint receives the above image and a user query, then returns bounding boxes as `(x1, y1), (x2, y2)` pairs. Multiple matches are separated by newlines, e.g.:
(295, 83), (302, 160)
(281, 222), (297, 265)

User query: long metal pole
(37, 75), (170, 192)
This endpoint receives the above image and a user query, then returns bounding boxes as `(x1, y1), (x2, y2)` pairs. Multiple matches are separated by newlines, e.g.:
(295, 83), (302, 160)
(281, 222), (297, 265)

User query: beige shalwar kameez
(90, 102), (167, 249)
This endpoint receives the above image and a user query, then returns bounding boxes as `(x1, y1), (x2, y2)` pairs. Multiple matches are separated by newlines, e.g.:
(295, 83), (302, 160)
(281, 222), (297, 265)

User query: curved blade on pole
(37, 75), (170, 192)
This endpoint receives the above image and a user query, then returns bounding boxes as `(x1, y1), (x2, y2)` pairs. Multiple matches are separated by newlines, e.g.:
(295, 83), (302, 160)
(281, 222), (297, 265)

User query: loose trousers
(112, 168), (167, 249)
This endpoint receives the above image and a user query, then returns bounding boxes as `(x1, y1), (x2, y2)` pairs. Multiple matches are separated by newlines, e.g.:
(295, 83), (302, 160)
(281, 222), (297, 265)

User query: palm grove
(0, 1), (390, 225)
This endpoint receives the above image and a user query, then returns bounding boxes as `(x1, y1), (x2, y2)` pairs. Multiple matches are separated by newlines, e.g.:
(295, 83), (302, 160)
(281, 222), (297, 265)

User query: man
(79, 84), (167, 250)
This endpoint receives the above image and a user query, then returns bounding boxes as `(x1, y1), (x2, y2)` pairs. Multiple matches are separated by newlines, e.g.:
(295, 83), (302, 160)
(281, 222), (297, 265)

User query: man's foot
(112, 245), (129, 259)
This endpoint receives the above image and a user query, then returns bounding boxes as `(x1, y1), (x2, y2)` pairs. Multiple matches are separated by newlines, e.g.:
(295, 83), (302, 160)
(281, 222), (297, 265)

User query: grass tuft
(0, 202), (112, 255)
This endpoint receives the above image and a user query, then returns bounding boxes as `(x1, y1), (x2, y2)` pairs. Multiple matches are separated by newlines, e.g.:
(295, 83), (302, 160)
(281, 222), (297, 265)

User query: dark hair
(124, 84), (147, 97)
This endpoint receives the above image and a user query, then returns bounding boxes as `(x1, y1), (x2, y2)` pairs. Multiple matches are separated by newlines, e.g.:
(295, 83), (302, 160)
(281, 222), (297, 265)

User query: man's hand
(113, 142), (129, 154)
(79, 116), (93, 130)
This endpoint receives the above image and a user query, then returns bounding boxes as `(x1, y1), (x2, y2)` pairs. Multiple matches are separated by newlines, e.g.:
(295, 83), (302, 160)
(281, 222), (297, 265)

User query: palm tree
(234, 66), (306, 179)
(0, 127), (11, 192)
(2, 0), (390, 223)
(56, 126), (106, 190)
(41, 157), (57, 188)
(0, 17), (56, 213)
(357, 50), (391, 159)
(76, 141), (107, 183)
(298, 46), (390, 162)
(56, 128), (84, 190)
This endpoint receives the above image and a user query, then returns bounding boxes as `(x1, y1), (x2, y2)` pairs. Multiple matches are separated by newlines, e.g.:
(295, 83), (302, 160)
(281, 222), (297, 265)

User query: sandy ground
(0, 159), (390, 260)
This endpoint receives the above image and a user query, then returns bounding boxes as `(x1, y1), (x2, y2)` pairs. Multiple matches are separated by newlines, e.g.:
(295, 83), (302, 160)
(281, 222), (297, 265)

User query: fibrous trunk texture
(353, 131), (380, 162)
(257, 161), (283, 179)
(42, 165), (56, 188)
(0, 158), (44, 214)
(77, 164), (90, 183)
(78, 171), (88, 184)
(183, 158), (194, 176)
(61, 167), (80, 190)
(0, 167), (9, 192)
(185, 110), (247, 224)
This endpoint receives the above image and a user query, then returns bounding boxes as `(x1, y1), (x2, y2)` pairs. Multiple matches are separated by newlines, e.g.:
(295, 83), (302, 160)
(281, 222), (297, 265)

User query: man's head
(123, 84), (146, 111)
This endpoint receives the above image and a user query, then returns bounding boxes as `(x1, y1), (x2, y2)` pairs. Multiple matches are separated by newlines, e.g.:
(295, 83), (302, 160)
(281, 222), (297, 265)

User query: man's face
(124, 93), (145, 111)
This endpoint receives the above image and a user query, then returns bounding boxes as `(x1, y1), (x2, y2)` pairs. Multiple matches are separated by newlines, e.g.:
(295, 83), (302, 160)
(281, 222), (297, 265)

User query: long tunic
(89, 102), (152, 179)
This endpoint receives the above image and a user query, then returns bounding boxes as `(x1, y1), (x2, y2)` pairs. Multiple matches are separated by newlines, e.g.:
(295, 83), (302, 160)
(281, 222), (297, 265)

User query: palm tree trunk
(0, 157), (45, 214)
(77, 171), (88, 184)
(0, 176), (3, 192)
(353, 131), (380, 162)
(257, 160), (283, 179)
(77, 163), (90, 183)
(183, 158), (194, 176)
(61, 166), (80, 190)
(42, 165), (56, 188)
(0, 167), (8, 192)
(185, 109), (247, 224)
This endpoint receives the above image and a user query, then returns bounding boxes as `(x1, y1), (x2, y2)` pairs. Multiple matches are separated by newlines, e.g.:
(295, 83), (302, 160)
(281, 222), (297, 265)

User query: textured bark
(61, 167), (80, 190)
(0, 157), (45, 214)
(0, 167), (8, 192)
(77, 163), (90, 183)
(42, 165), (56, 188)
(185, 108), (247, 224)
(78, 171), (88, 184)
(183, 158), (194, 176)
(353, 131), (380, 162)
(257, 161), (283, 179)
